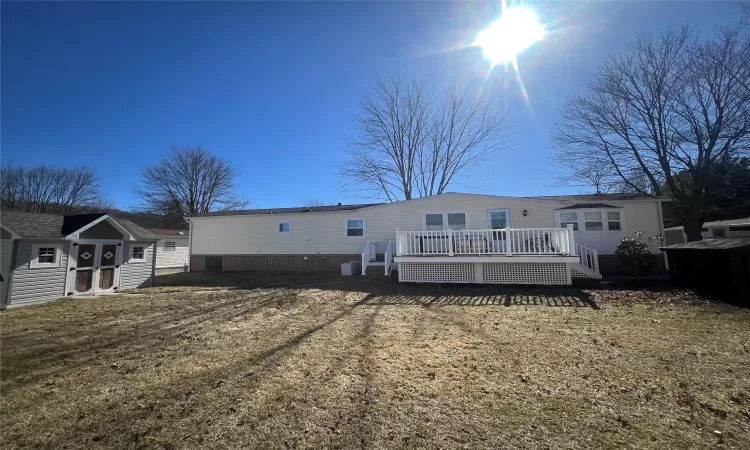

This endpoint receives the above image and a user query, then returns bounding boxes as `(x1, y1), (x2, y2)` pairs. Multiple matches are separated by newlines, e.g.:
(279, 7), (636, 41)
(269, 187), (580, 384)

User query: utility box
(341, 261), (362, 276)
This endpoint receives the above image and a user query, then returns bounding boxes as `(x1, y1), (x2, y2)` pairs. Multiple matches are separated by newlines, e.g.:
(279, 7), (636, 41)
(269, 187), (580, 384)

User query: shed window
(346, 219), (364, 237)
(164, 241), (176, 251)
(584, 212), (603, 231)
(712, 228), (726, 237)
(607, 211), (621, 231)
(559, 212), (578, 231)
(730, 226), (750, 232)
(131, 246), (145, 262)
(38, 247), (55, 264)
(29, 243), (62, 268)
(278, 221), (292, 233)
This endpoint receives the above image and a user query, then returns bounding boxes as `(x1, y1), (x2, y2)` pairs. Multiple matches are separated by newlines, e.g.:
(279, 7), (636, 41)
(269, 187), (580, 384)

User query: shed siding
(190, 194), (663, 257)
(155, 237), (189, 269)
(9, 240), (69, 305)
(120, 242), (155, 289)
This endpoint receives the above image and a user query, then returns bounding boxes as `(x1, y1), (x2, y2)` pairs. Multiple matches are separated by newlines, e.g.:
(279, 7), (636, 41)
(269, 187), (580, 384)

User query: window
(346, 219), (364, 237)
(29, 243), (62, 268)
(425, 214), (444, 231)
(447, 213), (467, 230)
(278, 221), (292, 233)
(730, 225), (750, 232)
(607, 211), (621, 231)
(164, 241), (176, 251)
(559, 212), (578, 230)
(584, 212), (603, 231)
(712, 228), (726, 237)
(131, 246), (145, 262)
(488, 210), (510, 229)
(424, 212), (467, 231)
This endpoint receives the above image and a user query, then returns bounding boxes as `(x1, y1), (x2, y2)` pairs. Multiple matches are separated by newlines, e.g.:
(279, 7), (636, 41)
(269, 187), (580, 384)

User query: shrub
(615, 231), (664, 275)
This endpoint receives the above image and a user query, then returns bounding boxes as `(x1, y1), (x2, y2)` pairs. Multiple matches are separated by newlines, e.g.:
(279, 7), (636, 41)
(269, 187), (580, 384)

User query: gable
(79, 221), (125, 239)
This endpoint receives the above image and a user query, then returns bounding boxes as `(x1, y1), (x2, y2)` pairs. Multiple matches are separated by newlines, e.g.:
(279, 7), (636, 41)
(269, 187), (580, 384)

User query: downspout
(656, 199), (668, 270)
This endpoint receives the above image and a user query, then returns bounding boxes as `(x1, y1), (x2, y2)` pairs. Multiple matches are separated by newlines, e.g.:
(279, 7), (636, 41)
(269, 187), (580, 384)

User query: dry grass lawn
(2, 278), (749, 449)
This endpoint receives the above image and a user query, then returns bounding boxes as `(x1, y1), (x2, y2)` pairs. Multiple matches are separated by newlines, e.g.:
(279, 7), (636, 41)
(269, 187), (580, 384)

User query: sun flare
(472, 5), (545, 66)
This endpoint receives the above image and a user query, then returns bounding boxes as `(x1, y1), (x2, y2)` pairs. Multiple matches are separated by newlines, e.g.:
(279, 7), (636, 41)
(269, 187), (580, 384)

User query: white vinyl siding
(154, 237), (189, 269)
(190, 194), (663, 257)
(9, 240), (70, 305)
(1, 238), (15, 306)
(120, 242), (155, 289)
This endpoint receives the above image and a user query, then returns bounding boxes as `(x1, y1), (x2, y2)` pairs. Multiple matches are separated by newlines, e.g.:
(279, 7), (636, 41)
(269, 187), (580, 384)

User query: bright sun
(473, 5), (545, 66)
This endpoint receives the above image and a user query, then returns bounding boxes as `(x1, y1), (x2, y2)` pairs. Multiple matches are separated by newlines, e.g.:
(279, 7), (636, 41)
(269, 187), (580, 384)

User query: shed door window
(346, 219), (364, 236)
(559, 212), (578, 230)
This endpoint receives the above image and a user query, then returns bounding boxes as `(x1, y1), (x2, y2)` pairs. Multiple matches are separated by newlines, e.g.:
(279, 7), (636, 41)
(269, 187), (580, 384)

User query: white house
(148, 228), (190, 275)
(188, 193), (668, 285)
(664, 217), (750, 246)
(1, 211), (159, 308)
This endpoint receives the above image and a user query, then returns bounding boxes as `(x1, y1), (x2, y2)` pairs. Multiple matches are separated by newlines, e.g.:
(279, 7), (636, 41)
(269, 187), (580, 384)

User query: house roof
(197, 192), (661, 218)
(0, 210), (159, 241)
(664, 217), (750, 231)
(148, 228), (188, 237)
(661, 237), (750, 251)
(200, 203), (380, 217)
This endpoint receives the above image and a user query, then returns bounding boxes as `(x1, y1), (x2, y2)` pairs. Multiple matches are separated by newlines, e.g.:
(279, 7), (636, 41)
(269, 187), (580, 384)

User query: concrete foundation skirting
(190, 254), (361, 272)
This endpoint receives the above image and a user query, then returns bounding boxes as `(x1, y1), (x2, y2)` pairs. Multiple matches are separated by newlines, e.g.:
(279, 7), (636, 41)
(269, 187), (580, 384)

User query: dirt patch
(2, 284), (749, 449)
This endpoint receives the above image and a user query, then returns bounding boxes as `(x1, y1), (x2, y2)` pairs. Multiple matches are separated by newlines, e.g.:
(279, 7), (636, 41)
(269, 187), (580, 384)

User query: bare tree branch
(1, 163), (103, 214)
(553, 26), (750, 241)
(338, 74), (511, 201)
(133, 147), (249, 227)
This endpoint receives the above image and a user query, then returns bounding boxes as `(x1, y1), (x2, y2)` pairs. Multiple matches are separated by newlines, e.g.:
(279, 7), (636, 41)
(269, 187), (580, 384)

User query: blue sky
(1, 1), (742, 209)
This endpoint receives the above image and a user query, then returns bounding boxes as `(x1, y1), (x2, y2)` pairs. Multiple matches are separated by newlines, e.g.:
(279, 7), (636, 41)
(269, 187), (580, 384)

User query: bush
(615, 231), (664, 275)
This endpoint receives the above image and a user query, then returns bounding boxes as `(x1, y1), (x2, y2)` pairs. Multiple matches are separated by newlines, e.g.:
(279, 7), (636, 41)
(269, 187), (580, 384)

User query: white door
(72, 242), (121, 295)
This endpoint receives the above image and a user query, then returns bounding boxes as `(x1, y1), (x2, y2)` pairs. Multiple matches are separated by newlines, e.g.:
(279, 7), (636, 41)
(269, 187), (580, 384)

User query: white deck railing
(575, 243), (599, 273)
(395, 226), (576, 257)
(384, 240), (395, 275)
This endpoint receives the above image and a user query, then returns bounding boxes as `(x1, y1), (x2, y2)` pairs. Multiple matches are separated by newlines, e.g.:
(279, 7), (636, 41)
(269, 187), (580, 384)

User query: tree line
(1, 146), (248, 229)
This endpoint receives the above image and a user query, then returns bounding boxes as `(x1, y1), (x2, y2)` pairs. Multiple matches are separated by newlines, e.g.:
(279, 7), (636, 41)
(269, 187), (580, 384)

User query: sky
(1, 1), (743, 209)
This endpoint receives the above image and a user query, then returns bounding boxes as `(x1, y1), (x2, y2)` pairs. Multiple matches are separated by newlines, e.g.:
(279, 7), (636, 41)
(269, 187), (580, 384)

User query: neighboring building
(188, 192), (668, 285)
(664, 217), (750, 246)
(0, 211), (159, 308)
(149, 228), (189, 275)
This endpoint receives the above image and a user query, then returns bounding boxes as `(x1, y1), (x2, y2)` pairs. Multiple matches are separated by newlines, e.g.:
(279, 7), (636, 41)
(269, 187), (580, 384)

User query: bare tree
(134, 147), (249, 225)
(300, 199), (331, 207)
(1, 163), (103, 214)
(338, 74), (511, 201)
(554, 27), (750, 241)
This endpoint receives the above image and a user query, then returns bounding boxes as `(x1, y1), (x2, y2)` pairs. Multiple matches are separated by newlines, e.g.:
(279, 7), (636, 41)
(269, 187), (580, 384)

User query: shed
(660, 238), (750, 305)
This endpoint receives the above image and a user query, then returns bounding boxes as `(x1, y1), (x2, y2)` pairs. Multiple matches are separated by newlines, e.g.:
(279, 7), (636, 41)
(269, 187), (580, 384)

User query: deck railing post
(448, 229), (454, 256)
(506, 229), (512, 256)
(567, 224), (576, 255)
(394, 229), (400, 256)
(593, 248), (599, 273)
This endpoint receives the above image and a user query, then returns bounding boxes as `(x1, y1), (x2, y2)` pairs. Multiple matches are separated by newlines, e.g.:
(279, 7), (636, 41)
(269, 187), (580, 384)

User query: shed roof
(664, 217), (750, 231)
(660, 238), (750, 251)
(0, 210), (159, 241)
(557, 203), (620, 210)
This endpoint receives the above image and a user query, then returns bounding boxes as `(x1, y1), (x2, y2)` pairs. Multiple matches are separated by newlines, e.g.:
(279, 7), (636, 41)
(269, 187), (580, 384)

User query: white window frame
(164, 241), (177, 251)
(423, 212), (469, 231)
(487, 209), (511, 229)
(345, 218), (365, 237)
(130, 245), (146, 263)
(278, 221), (293, 234)
(30, 243), (63, 269)
(555, 208), (626, 234)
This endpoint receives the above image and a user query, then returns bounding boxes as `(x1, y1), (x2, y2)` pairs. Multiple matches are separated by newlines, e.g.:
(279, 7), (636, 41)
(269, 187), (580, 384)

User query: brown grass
(2, 280), (749, 449)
